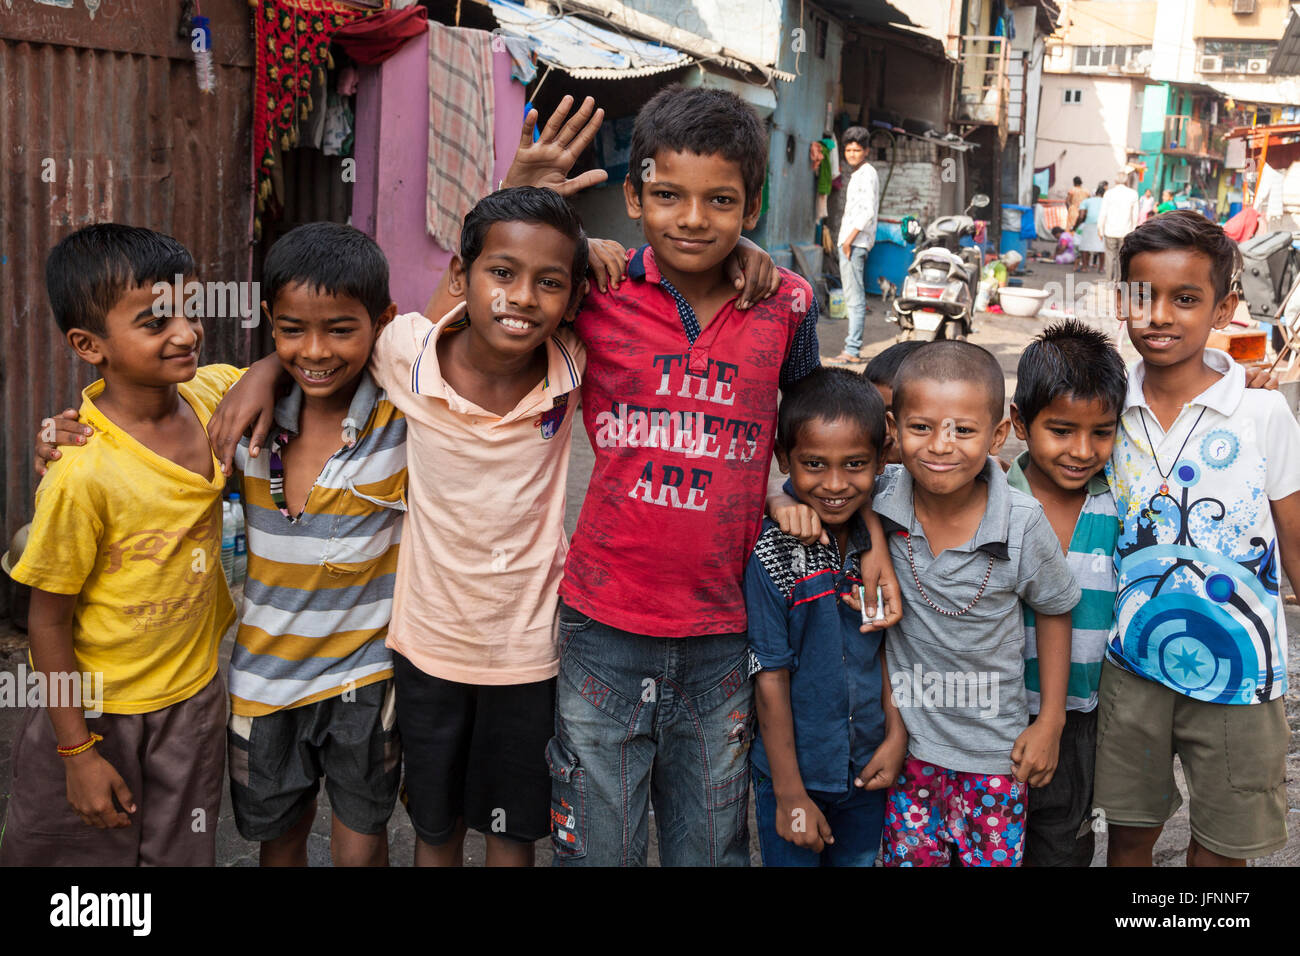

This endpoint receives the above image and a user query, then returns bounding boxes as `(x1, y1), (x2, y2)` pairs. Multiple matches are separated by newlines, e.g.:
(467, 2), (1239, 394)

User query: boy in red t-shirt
(549, 86), (898, 866)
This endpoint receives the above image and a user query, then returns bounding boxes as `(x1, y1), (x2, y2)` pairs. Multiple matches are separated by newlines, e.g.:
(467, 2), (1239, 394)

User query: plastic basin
(998, 287), (1050, 317)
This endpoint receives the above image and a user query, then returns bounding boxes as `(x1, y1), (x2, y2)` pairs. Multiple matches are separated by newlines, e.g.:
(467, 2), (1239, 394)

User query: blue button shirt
(743, 492), (886, 793)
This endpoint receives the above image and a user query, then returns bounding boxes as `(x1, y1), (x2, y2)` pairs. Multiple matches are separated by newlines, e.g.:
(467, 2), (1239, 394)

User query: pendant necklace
(1139, 405), (1206, 496)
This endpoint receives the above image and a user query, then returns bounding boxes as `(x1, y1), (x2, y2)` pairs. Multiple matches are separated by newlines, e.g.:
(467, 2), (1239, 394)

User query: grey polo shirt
(874, 460), (1081, 774)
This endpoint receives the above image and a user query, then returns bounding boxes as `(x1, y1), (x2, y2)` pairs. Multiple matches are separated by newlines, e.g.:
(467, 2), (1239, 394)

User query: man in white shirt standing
(1097, 168), (1139, 285)
(830, 127), (879, 364)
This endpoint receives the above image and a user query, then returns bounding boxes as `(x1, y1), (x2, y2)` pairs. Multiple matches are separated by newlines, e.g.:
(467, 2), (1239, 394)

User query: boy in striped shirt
(227, 223), (405, 866)
(1007, 320), (1126, 866)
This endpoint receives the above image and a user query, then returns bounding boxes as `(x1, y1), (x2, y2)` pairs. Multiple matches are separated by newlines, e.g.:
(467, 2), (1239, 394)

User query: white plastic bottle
(230, 493), (247, 585)
(221, 499), (236, 584)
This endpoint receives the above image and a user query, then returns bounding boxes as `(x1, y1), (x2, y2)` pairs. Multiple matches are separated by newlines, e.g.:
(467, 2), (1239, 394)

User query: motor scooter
(1237, 229), (1300, 354)
(893, 193), (990, 341)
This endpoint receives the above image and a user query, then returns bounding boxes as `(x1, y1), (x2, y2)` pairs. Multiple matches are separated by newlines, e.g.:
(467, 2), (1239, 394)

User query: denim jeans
(547, 601), (754, 866)
(752, 768), (886, 867)
(837, 245), (869, 356)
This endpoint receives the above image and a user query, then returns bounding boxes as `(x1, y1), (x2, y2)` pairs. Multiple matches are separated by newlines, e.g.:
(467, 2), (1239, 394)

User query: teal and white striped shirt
(1008, 452), (1119, 714)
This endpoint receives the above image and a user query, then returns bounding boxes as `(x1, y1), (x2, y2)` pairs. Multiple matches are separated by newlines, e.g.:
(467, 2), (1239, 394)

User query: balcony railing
(952, 35), (1008, 127)
(1163, 115), (1231, 158)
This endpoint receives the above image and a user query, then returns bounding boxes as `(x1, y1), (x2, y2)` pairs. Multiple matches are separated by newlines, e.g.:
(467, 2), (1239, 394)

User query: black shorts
(393, 652), (555, 845)
(228, 679), (401, 843)
(1023, 708), (1098, 867)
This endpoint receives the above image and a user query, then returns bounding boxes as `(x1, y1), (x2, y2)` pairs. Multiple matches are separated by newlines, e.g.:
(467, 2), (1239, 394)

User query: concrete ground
(1, 275), (1296, 866)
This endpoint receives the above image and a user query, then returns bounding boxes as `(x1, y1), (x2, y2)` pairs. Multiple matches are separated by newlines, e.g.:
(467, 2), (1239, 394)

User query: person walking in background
(1098, 169), (1139, 284)
(1156, 189), (1177, 214)
(1066, 176), (1090, 230)
(829, 126), (879, 365)
(1138, 188), (1155, 225)
(1075, 183), (1105, 273)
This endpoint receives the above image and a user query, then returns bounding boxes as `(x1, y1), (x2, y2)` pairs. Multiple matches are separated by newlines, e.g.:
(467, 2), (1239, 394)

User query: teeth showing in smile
(499, 317), (533, 331)
(300, 367), (340, 381)
(820, 497), (849, 507)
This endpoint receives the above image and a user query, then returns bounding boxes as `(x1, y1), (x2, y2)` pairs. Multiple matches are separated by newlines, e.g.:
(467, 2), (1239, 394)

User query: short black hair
(1073, 176), (1083, 186)
(45, 223), (194, 335)
(1013, 320), (1127, 427)
(892, 340), (1005, 423)
(1120, 209), (1238, 301)
(460, 186), (588, 295)
(864, 340), (927, 389)
(778, 366), (886, 456)
(263, 222), (392, 321)
(627, 84), (767, 206)
(842, 126), (871, 149)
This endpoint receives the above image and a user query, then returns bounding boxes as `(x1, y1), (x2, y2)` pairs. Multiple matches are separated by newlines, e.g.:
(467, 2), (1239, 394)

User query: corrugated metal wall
(0, 0), (254, 606)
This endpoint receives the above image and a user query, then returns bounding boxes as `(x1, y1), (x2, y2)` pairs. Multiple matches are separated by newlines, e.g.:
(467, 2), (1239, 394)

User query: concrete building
(1036, 0), (1300, 215)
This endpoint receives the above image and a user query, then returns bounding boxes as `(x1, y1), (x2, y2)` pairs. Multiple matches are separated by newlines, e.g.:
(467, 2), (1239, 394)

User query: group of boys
(4, 84), (1298, 868)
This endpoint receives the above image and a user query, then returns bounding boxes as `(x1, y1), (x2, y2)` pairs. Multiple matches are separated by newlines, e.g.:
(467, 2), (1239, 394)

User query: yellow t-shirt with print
(12, 364), (243, 714)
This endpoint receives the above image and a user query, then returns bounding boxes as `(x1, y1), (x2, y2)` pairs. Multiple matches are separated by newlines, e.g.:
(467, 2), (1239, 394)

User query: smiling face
(624, 149), (760, 288)
(451, 220), (581, 359)
(73, 281), (203, 385)
(269, 282), (387, 402)
(1011, 394), (1117, 493)
(777, 416), (883, 533)
(891, 378), (1010, 499)
(1122, 248), (1234, 372)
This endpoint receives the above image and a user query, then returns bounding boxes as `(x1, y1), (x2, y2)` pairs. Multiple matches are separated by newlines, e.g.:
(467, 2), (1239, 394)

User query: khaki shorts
(1093, 660), (1289, 859)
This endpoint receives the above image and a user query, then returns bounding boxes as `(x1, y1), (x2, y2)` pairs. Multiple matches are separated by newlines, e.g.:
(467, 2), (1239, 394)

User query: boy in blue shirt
(1097, 211), (1300, 866)
(745, 367), (907, 866)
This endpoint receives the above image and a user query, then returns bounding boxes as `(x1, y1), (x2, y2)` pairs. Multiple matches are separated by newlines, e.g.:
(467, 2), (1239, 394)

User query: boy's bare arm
(206, 353), (287, 476)
(1011, 609), (1070, 787)
(1271, 489), (1300, 607)
(28, 589), (136, 829)
(856, 648), (907, 790)
(754, 669), (833, 852)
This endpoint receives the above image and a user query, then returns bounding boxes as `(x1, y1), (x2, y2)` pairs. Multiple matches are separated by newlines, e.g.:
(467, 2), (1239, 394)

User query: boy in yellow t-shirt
(1, 224), (240, 866)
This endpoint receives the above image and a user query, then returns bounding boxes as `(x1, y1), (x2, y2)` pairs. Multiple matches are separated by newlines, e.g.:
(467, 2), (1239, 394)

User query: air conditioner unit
(1199, 55), (1223, 73)
(1122, 61), (1145, 73)
(1246, 57), (1269, 73)
(1232, 0), (1255, 13)
(1172, 164), (1191, 184)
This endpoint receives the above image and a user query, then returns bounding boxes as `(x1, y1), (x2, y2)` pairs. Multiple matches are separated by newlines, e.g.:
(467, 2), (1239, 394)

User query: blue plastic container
(999, 232), (1029, 263)
(866, 241), (911, 295)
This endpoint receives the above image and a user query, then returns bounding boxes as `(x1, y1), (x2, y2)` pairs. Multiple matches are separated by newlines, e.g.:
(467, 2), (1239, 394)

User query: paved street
(1, 284), (1296, 866)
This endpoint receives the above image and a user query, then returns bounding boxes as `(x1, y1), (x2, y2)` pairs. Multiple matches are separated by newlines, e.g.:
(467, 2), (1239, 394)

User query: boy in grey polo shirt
(861, 342), (1080, 867)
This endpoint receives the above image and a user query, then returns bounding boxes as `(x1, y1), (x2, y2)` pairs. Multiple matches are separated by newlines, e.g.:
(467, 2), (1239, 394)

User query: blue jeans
(837, 245), (869, 356)
(548, 601), (754, 866)
(752, 768), (886, 866)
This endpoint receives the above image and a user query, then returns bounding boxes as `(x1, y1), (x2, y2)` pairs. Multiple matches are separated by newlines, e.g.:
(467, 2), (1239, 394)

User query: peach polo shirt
(371, 305), (584, 684)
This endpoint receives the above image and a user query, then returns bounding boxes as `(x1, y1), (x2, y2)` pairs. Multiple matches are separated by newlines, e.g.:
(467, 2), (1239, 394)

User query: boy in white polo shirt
(1097, 211), (1300, 866)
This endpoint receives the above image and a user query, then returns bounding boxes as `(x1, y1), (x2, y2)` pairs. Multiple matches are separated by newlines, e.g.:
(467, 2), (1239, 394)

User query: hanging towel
(334, 5), (429, 65)
(426, 21), (495, 250)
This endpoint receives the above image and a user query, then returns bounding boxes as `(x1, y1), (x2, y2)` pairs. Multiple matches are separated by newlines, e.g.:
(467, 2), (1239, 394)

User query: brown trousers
(0, 674), (226, 866)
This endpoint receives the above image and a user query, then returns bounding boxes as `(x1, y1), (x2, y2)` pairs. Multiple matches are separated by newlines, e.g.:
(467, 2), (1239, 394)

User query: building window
(1063, 88), (1083, 104)
(1201, 39), (1277, 72)
(1072, 44), (1148, 68)
(814, 16), (827, 59)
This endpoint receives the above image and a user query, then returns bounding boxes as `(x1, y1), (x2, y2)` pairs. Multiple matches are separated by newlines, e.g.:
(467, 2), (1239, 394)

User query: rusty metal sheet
(0, 0), (253, 66)
(0, 0), (255, 606)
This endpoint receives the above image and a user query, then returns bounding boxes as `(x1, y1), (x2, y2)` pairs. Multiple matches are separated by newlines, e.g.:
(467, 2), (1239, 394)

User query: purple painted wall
(353, 30), (524, 315)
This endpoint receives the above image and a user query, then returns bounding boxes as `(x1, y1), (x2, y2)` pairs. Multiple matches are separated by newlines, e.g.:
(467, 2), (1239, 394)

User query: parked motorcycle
(893, 193), (991, 341)
(1237, 229), (1300, 354)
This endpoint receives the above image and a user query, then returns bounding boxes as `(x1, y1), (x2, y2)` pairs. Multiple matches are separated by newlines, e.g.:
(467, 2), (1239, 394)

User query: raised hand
(503, 95), (608, 197)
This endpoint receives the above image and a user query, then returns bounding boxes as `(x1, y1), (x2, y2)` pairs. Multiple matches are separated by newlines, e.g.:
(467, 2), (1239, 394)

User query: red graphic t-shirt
(560, 245), (819, 637)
